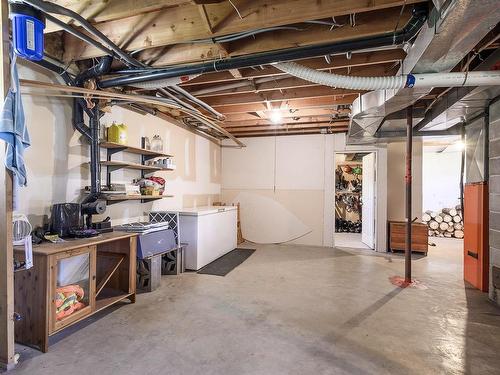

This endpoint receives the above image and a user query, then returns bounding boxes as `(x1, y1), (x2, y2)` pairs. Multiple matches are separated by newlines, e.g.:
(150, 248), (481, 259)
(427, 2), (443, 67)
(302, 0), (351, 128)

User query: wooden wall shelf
(100, 141), (173, 158)
(99, 160), (174, 173)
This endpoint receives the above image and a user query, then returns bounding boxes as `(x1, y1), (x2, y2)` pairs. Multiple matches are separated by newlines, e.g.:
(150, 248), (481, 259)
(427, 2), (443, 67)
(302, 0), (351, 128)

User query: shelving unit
(99, 138), (174, 204)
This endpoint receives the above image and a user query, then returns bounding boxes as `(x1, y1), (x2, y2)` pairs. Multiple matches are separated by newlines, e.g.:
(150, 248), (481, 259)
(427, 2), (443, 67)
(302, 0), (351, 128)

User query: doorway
(334, 152), (376, 249)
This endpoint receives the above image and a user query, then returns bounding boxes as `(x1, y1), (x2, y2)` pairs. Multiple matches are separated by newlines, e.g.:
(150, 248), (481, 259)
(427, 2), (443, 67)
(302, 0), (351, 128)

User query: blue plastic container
(10, 4), (45, 61)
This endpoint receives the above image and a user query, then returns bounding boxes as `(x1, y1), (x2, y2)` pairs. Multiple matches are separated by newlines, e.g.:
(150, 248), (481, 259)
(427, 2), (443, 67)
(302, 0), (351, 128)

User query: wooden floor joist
(180, 49), (406, 86)
(59, 0), (422, 62)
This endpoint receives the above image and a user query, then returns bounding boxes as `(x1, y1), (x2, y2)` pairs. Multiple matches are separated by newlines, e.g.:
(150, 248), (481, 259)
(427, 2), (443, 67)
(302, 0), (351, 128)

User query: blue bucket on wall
(9, 3), (46, 61)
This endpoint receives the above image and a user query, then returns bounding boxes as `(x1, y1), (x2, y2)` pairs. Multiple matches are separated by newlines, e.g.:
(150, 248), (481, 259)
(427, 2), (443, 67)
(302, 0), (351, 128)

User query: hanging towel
(0, 48), (30, 209)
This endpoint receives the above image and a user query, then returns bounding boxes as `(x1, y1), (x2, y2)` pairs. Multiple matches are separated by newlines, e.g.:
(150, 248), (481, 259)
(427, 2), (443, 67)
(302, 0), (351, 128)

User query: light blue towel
(0, 48), (30, 191)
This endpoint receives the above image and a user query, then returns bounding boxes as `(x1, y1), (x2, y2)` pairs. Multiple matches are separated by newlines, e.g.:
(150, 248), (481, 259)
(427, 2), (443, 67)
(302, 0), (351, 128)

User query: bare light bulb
(270, 111), (282, 124)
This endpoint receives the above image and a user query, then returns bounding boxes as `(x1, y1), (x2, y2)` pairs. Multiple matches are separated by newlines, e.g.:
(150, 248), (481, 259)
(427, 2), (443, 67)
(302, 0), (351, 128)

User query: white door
(362, 153), (376, 248)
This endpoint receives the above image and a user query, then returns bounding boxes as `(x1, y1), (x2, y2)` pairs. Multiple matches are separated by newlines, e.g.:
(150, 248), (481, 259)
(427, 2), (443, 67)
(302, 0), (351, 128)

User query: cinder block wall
(489, 99), (500, 305)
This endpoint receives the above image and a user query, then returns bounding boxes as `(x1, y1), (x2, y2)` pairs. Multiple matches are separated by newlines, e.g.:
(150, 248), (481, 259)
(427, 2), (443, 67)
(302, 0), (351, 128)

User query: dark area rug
(197, 248), (256, 276)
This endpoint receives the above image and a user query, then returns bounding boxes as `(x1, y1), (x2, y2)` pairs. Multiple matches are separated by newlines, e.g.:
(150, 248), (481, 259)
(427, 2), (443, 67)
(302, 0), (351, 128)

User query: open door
(362, 153), (376, 248)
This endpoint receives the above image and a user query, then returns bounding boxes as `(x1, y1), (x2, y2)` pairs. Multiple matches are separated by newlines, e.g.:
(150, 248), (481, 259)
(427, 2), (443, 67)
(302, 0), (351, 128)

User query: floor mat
(197, 248), (256, 276)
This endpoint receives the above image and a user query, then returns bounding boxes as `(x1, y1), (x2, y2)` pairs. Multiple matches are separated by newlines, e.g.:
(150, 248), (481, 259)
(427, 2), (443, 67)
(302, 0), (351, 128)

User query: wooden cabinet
(14, 232), (137, 352)
(388, 221), (428, 254)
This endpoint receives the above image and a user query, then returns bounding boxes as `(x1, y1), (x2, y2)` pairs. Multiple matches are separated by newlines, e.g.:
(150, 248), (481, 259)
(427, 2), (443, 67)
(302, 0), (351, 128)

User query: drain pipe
(72, 56), (113, 141)
(99, 6), (428, 88)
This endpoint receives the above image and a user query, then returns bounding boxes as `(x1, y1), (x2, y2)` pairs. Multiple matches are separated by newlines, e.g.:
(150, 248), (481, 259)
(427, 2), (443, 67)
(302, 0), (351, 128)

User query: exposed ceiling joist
(223, 117), (349, 128)
(45, 0), (190, 33)
(189, 64), (397, 97)
(231, 127), (348, 137)
(180, 49), (406, 86)
(223, 108), (350, 122)
(204, 87), (364, 107)
(60, 1), (419, 62)
(214, 95), (358, 114)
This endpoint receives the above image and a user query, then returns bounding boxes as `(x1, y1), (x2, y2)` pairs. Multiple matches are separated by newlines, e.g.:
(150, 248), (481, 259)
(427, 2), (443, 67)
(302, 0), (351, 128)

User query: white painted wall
(422, 149), (462, 212)
(222, 133), (388, 251)
(17, 62), (221, 227)
(222, 134), (325, 246)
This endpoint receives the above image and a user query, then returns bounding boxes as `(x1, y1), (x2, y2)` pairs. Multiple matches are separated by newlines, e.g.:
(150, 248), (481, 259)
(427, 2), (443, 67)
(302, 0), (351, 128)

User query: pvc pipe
(169, 85), (225, 120)
(275, 61), (500, 90)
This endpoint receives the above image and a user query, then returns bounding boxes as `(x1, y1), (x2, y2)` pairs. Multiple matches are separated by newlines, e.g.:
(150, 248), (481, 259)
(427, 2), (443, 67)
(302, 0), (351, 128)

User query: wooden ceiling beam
(45, 0), (190, 33)
(226, 121), (349, 134)
(231, 127), (348, 137)
(204, 86), (364, 107)
(180, 49), (406, 86)
(61, 1), (420, 62)
(223, 117), (349, 128)
(190, 64), (396, 97)
(215, 95), (357, 114)
(224, 108), (350, 122)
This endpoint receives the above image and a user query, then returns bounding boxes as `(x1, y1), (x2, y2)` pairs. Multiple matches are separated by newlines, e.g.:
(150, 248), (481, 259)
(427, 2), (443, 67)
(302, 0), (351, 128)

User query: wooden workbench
(13, 231), (137, 352)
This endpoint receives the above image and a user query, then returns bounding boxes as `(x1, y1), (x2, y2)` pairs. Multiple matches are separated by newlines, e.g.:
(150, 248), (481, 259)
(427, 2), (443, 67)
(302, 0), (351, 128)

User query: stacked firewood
(422, 206), (464, 239)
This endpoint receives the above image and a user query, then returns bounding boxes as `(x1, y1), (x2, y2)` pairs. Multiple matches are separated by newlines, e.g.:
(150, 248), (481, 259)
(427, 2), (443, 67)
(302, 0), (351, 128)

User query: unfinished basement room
(1, 0), (500, 374)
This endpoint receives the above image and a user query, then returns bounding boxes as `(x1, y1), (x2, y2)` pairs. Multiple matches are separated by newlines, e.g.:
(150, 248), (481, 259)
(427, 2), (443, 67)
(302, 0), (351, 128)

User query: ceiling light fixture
(270, 111), (282, 124)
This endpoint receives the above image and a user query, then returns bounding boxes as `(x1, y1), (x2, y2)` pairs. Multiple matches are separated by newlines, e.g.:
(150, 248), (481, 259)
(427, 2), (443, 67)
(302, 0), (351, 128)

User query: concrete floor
(10, 238), (500, 375)
(334, 232), (371, 249)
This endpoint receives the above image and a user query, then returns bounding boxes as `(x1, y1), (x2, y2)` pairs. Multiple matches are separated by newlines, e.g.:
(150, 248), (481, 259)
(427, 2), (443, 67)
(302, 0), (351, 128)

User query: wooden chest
(388, 221), (428, 254)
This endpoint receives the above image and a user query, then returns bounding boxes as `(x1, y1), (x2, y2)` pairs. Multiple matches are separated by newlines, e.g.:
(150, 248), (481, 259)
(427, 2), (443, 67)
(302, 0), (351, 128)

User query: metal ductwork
(348, 0), (500, 144)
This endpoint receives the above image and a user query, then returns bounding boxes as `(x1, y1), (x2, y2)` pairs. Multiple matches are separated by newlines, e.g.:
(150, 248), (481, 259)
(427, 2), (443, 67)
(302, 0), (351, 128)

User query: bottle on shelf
(151, 135), (163, 152)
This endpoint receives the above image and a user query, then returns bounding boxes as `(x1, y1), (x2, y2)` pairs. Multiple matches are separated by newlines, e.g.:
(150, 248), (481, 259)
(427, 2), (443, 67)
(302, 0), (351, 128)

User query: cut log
(444, 232), (453, 238)
(435, 215), (443, 223)
(454, 230), (464, 239)
(422, 213), (432, 222)
(442, 208), (457, 216)
(454, 223), (463, 230)
(453, 215), (461, 223)
(447, 226), (454, 233)
(428, 220), (439, 230)
(439, 213), (452, 222)
(425, 210), (437, 218)
(428, 230), (435, 236)
(439, 222), (449, 231)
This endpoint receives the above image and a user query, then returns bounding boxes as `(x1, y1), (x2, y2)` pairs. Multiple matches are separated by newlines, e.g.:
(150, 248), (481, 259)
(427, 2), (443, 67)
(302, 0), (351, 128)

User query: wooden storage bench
(13, 232), (137, 352)
(388, 221), (428, 255)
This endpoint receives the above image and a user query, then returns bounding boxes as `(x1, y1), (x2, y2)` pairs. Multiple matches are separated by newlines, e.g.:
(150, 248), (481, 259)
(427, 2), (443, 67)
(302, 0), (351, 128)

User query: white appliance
(175, 206), (238, 270)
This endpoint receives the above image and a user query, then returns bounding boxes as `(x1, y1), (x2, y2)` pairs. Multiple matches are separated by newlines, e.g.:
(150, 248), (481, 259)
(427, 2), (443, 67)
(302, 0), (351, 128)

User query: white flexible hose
(274, 62), (500, 90)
